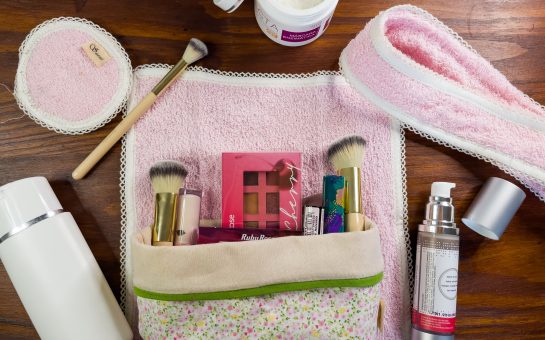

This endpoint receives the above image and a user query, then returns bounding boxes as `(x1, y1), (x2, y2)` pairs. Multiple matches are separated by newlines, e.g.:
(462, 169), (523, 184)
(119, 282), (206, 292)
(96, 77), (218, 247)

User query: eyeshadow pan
(266, 221), (280, 229)
(266, 171), (279, 185)
(266, 192), (280, 214)
(244, 221), (259, 228)
(243, 193), (258, 214)
(244, 171), (259, 185)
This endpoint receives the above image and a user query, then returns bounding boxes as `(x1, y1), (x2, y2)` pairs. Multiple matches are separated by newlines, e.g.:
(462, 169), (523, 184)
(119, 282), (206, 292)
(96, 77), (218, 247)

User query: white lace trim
(119, 69), (140, 324)
(390, 118), (412, 336)
(119, 65), (410, 329)
(14, 17), (133, 135)
(135, 64), (341, 79)
(134, 64), (344, 87)
(399, 125), (413, 335)
(403, 123), (545, 202)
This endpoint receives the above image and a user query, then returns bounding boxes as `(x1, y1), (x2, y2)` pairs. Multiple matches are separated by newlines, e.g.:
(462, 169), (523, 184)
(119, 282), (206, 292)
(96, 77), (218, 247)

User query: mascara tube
(303, 206), (324, 236)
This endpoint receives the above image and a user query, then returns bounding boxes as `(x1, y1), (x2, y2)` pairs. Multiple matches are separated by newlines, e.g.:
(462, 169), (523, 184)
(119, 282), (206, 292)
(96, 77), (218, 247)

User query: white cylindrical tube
(0, 177), (132, 340)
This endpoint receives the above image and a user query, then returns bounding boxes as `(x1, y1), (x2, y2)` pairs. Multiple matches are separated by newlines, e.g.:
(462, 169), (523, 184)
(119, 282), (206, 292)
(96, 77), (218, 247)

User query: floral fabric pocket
(132, 226), (384, 339)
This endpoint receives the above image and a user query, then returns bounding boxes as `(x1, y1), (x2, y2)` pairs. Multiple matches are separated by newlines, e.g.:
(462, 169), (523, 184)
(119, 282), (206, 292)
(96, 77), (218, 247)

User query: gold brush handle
(72, 92), (157, 180)
(345, 213), (366, 232)
(152, 193), (178, 246)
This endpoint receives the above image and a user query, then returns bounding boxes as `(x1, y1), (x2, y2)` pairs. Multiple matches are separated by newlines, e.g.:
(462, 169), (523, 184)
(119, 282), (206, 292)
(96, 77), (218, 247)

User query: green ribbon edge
(134, 272), (383, 301)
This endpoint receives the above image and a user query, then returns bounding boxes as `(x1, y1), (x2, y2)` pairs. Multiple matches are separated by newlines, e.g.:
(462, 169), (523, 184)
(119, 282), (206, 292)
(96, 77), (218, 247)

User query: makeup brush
(327, 135), (367, 232)
(150, 161), (188, 246)
(72, 38), (208, 180)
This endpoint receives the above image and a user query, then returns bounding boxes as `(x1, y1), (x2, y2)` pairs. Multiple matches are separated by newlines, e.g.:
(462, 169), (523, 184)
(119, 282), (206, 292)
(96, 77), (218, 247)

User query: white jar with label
(255, 0), (339, 46)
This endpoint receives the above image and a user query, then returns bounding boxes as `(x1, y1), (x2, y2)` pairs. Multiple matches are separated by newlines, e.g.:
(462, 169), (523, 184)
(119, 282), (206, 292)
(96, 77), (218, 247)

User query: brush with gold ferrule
(72, 38), (208, 180)
(327, 135), (367, 232)
(150, 161), (188, 246)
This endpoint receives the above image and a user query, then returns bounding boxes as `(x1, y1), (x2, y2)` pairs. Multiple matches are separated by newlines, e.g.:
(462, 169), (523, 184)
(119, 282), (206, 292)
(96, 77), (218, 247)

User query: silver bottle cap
(462, 177), (525, 240)
(419, 182), (458, 235)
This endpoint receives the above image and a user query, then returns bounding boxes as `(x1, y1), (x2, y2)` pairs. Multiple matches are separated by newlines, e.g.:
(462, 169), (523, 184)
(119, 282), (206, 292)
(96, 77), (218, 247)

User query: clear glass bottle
(412, 182), (459, 340)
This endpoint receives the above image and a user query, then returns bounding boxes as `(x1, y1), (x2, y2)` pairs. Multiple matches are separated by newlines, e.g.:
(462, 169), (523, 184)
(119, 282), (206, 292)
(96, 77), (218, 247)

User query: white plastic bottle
(0, 177), (132, 340)
(412, 182), (459, 340)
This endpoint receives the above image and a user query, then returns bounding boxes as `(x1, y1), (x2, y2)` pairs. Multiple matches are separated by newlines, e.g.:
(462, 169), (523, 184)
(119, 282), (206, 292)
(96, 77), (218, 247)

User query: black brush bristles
(149, 161), (187, 194)
(327, 135), (367, 170)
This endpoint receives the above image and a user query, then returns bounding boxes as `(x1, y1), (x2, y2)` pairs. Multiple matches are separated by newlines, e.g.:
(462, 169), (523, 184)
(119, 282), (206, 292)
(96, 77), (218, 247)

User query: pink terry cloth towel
(340, 4), (545, 201)
(121, 67), (410, 339)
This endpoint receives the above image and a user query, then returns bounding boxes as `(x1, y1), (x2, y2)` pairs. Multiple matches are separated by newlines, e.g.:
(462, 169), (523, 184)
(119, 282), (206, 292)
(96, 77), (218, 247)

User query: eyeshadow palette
(222, 152), (302, 230)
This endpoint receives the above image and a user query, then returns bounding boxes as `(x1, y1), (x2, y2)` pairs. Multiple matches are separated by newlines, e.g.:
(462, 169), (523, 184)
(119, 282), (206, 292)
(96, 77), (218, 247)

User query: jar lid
(14, 17), (132, 135)
(462, 177), (526, 240)
(214, 0), (244, 13)
(0, 177), (62, 242)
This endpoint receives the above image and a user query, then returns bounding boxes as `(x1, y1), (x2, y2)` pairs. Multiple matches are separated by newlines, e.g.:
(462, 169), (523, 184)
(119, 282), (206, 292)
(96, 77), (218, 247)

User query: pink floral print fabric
(138, 285), (381, 339)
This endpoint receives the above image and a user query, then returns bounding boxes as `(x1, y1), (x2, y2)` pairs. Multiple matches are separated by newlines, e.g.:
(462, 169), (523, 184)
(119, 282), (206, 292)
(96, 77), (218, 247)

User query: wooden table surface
(1, 0), (545, 338)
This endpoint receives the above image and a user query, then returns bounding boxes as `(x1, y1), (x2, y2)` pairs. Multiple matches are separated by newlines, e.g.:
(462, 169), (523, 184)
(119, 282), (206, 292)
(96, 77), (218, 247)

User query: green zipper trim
(134, 272), (383, 301)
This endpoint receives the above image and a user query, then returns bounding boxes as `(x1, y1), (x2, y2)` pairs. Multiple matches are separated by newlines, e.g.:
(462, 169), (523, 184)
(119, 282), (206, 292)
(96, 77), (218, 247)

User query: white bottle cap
(0, 177), (62, 238)
(214, 0), (244, 13)
(431, 182), (456, 198)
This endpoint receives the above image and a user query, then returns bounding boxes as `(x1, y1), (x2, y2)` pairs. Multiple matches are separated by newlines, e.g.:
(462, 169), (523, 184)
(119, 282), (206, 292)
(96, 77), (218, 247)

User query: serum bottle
(412, 182), (459, 340)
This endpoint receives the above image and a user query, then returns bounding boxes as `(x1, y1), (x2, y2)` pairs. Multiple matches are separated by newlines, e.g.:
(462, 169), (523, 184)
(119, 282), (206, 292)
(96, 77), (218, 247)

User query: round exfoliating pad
(14, 17), (132, 134)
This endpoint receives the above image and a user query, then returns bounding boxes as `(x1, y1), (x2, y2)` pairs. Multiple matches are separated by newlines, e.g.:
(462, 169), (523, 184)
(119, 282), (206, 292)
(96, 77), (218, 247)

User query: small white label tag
(81, 40), (111, 67)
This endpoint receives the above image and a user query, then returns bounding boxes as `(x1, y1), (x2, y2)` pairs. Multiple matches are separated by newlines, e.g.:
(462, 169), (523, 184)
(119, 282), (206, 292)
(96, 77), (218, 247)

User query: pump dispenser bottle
(412, 182), (459, 340)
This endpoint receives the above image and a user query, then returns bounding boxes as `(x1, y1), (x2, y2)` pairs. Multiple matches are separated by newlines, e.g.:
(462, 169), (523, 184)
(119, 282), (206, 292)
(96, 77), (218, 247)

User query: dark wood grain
(1, 0), (545, 338)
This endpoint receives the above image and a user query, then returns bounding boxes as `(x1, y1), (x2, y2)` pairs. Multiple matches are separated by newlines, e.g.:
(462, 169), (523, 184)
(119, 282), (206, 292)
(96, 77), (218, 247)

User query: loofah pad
(14, 17), (132, 134)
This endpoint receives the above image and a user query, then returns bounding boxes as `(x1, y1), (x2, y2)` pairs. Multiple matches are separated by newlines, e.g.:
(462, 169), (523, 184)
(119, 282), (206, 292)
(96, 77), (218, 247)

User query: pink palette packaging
(197, 227), (302, 244)
(222, 152), (302, 230)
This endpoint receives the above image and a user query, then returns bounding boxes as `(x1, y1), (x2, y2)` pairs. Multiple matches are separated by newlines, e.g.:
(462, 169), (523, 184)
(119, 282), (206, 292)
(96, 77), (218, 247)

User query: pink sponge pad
(14, 17), (132, 134)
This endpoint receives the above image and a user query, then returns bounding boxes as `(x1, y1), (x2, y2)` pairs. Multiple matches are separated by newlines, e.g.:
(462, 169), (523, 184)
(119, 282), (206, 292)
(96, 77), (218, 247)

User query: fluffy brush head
(327, 135), (367, 170)
(182, 38), (208, 65)
(149, 161), (188, 194)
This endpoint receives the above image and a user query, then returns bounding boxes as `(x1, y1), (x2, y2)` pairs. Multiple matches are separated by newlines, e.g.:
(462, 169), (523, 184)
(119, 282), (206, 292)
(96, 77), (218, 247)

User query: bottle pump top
(431, 182), (456, 198)
(421, 182), (458, 235)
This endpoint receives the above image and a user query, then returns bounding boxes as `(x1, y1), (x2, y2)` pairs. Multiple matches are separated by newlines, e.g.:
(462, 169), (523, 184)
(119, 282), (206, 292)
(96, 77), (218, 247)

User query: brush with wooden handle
(72, 38), (208, 180)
